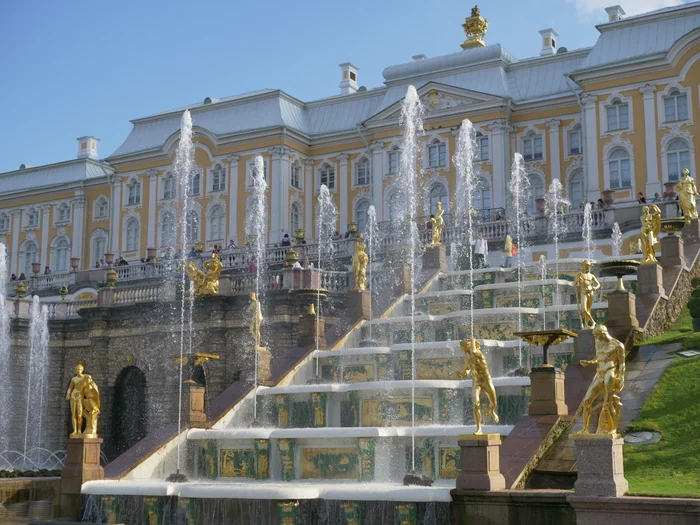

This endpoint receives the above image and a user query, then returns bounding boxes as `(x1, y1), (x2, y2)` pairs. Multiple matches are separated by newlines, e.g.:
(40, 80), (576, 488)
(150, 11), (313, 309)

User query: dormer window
(356, 157), (370, 186)
(319, 163), (335, 190)
(427, 139), (447, 168)
(664, 89), (689, 122)
(523, 131), (543, 161)
(127, 179), (141, 205)
(211, 164), (226, 192)
(606, 99), (629, 131)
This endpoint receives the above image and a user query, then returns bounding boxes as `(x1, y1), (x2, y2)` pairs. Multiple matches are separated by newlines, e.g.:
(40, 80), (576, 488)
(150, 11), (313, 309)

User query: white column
(10, 210), (20, 275)
(147, 169), (157, 249)
(370, 142), (384, 222)
(490, 120), (510, 210)
(338, 153), (349, 232)
(110, 180), (122, 253)
(582, 93), (600, 202)
(71, 195), (86, 266)
(640, 84), (661, 198)
(547, 119), (561, 182)
(305, 159), (314, 240)
(227, 155), (239, 245)
(40, 205), (51, 268)
(269, 147), (288, 244)
(279, 148), (291, 237)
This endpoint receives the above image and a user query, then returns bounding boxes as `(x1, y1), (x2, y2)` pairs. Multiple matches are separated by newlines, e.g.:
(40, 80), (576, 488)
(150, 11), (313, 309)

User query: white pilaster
(490, 120), (510, 210)
(305, 159), (314, 241)
(270, 147), (289, 243)
(110, 180), (121, 253)
(228, 154), (239, 245)
(280, 148), (292, 237)
(147, 169), (157, 249)
(10, 210), (20, 275)
(40, 205), (50, 269)
(370, 142), (384, 222)
(640, 84), (661, 198)
(71, 196), (86, 267)
(547, 119), (561, 182)
(338, 153), (349, 231)
(582, 94), (600, 202)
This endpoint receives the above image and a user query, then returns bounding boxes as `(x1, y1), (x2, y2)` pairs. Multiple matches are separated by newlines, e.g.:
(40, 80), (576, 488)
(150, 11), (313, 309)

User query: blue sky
(0, 0), (688, 173)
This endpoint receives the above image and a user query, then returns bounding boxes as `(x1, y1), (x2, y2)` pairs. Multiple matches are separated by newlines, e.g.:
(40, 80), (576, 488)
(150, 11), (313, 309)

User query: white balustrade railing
(113, 284), (162, 305)
(33, 272), (76, 291)
(320, 271), (349, 293)
(67, 299), (97, 317)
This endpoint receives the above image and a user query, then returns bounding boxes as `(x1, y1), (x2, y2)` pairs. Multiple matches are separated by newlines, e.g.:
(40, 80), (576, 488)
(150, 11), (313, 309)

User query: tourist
(249, 258), (256, 274)
(95, 261), (101, 268)
(118, 257), (129, 266)
(44, 266), (51, 275)
(596, 199), (605, 209)
(474, 232), (488, 269)
(99, 259), (107, 268)
(638, 192), (647, 204)
(10, 274), (16, 281)
(332, 231), (342, 241)
(653, 192), (661, 202)
(213, 245), (222, 255)
(228, 239), (237, 251)
(292, 260), (302, 269)
(503, 233), (513, 268)
(19, 273), (26, 281)
(188, 247), (198, 258)
(281, 234), (291, 247)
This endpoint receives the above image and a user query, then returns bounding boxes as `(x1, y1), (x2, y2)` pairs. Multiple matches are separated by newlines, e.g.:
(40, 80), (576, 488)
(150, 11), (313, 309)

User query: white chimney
(605, 5), (625, 22)
(539, 28), (559, 56)
(339, 62), (359, 95)
(77, 136), (99, 160)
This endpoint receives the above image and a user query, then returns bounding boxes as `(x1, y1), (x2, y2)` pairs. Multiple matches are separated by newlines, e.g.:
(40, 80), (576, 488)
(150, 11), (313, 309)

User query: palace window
(188, 170), (201, 196)
(0, 213), (9, 232)
(160, 213), (175, 247)
(387, 192), (402, 222)
(209, 205), (225, 241)
(475, 132), (489, 161)
(356, 158), (370, 186)
(54, 238), (70, 273)
(664, 89), (689, 123)
(95, 197), (108, 219)
(608, 148), (632, 189)
(523, 131), (543, 161)
(290, 202), (301, 234)
(291, 161), (302, 189)
(667, 139), (690, 182)
(23, 242), (38, 275)
(528, 174), (545, 214)
(569, 170), (584, 210)
(320, 163), (335, 190)
(427, 139), (447, 168)
(163, 173), (175, 200)
(606, 99), (629, 132)
(186, 210), (199, 244)
(125, 218), (139, 252)
(473, 177), (491, 210)
(211, 164), (226, 192)
(429, 183), (448, 216)
(568, 125), (583, 155)
(93, 237), (106, 266)
(127, 179), (141, 205)
(355, 199), (370, 233)
(57, 203), (71, 224)
(248, 158), (269, 186)
(27, 208), (39, 227)
(388, 146), (401, 175)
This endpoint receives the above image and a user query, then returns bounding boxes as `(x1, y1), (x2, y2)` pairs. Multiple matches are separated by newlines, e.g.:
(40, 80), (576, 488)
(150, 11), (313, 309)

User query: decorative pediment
(422, 89), (483, 112)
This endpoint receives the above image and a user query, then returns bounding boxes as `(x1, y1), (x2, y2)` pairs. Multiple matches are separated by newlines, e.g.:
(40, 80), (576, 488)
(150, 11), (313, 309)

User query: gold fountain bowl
(660, 217), (687, 234)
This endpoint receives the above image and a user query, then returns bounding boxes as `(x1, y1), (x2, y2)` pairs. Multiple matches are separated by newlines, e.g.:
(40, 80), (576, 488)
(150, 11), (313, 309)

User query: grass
(624, 307), (700, 497)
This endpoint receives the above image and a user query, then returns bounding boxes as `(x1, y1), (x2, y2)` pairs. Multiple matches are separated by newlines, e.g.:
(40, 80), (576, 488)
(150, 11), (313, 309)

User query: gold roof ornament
(461, 5), (489, 49)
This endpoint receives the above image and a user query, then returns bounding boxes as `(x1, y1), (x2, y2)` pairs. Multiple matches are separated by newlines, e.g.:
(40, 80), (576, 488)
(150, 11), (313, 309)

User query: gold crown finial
(461, 5), (488, 50)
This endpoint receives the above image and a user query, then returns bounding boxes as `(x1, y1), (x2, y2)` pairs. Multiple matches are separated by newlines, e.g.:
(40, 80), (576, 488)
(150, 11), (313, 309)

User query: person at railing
(188, 247), (198, 258)
(212, 245), (222, 255)
(10, 273), (17, 282)
(332, 231), (342, 241)
(652, 192), (661, 203)
(474, 232), (488, 269)
(118, 257), (129, 266)
(228, 239), (237, 251)
(637, 192), (647, 204)
(281, 234), (291, 247)
(249, 258), (256, 274)
(44, 266), (51, 275)
(293, 260), (302, 269)
(19, 273), (26, 281)
(595, 199), (605, 209)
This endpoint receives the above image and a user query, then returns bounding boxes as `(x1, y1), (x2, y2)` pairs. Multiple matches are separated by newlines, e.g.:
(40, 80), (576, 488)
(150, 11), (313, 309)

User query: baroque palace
(3, 3), (700, 276)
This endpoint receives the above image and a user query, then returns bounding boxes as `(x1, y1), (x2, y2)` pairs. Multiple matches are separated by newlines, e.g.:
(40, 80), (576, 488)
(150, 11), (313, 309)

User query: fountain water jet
(583, 203), (595, 262)
(23, 296), (49, 467)
(316, 185), (337, 368)
(545, 179), (570, 325)
(612, 222), (622, 258)
(0, 243), (11, 451)
(539, 255), (547, 329)
(366, 205), (378, 341)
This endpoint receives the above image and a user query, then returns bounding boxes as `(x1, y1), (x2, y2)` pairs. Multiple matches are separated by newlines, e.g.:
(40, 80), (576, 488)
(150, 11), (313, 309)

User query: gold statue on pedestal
(678, 168), (699, 224)
(249, 291), (264, 350)
(461, 6), (489, 49)
(352, 239), (369, 291)
(457, 338), (499, 434)
(574, 260), (601, 330)
(185, 253), (223, 296)
(430, 201), (445, 246)
(640, 204), (661, 263)
(575, 324), (626, 437)
(66, 362), (100, 438)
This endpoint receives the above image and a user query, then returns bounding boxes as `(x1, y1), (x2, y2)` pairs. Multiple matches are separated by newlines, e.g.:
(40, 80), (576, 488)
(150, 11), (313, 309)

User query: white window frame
(291, 161), (302, 190)
(386, 146), (402, 176)
(568, 125), (583, 156)
(188, 169), (202, 197)
(355, 199), (370, 233)
(0, 213), (9, 232)
(51, 237), (71, 273)
(568, 169), (585, 209)
(290, 201), (302, 234)
(124, 217), (140, 253)
(159, 211), (176, 248)
(528, 173), (546, 214)
(162, 173), (176, 201)
(522, 131), (544, 162)
(354, 157), (370, 187)
(21, 241), (39, 275)
(247, 158), (269, 188)
(208, 205), (226, 242)
(599, 93), (634, 136)
(475, 132), (490, 162)
(55, 203), (71, 225)
(210, 163), (226, 193)
(25, 208), (39, 229)
(657, 84), (693, 126)
(126, 178), (141, 206)
(92, 235), (106, 267)
(426, 139), (448, 169)
(185, 209), (200, 244)
(660, 132), (696, 184)
(318, 162), (336, 191)
(94, 197), (109, 220)
(607, 148), (633, 190)
(428, 183), (448, 215)
(473, 177), (492, 210)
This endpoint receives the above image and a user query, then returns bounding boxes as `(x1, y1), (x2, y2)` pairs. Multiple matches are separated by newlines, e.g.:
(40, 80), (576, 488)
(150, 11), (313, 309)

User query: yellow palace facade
(3, 3), (700, 276)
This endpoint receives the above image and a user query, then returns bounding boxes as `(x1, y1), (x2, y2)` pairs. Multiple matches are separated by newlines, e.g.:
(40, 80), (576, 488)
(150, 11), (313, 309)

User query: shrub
(688, 297), (700, 319)
(692, 277), (700, 288)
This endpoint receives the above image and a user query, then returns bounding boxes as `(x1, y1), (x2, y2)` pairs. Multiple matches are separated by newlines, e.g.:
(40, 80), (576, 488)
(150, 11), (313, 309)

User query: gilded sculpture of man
(576, 323), (626, 437)
(457, 338), (499, 434)
(430, 201), (445, 246)
(352, 239), (369, 291)
(249, 291), (264, 350)
(678, 168), (699, 224)
(66, 362), (100, 438)
(185, 253), (222, 296)
(574, 260), (601, 330)
(640, 204), (661, 263)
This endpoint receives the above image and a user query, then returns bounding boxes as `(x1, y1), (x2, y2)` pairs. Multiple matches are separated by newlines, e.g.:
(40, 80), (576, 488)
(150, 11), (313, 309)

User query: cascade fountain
(23, 296), (49, 465)
(545, 179), (570, 325)
(583, 203), (595, 262)
(612, 222), (622, 257)
(0, 243), (10, 451)
(316, 184), (337, 365)
(539, 255), (547, 329)
(366, 204), (378, 340)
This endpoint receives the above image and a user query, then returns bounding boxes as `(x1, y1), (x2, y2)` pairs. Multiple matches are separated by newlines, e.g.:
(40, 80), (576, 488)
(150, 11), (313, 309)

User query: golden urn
(105, 269), (118, 287)
(14, 282), (28, 298)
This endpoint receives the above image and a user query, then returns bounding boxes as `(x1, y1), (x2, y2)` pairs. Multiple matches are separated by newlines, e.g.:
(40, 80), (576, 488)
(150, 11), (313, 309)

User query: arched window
(427, 139), (447, 168)
(356, 158), (370, 186)
(606, 99), (629, 131)
(429, 183), (448, 215)
(320, 163), (335, 190)
(23, 242), (38, 275)
(473, 177), (491, 210)
(355, 200), (370, 233)
(388, 146), (401, 175)
(95, 197), (108, 219)
(475, 132), (489, 161)
(290, 202), (301, 234)
(125, 218), (139, 252)
(569, 170), (585, 210)
(162, 173), (175, 200)
(127, 178), (141, 205)
(608, 148), (631, 189)
(0, 213), (9, 232)
(209, 205), (225, 241)
(93, 236), (106, 266)
(211, 164), (226, 192)
(664, 89), (689, 122)
(186, 210), (199, 244)
(160, 213), (175, 247)
(667, 139), (690, 182)
(528, 174), (545, 214)
(568, 125), (583, 155)
(523, 131), (543, 161)
(188, 170), (201, 196)
(54, 238), (70, 273)
(291, 161), (302, 189)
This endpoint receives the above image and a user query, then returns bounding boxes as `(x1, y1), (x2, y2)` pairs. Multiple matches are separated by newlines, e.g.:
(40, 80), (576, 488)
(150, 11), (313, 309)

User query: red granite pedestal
(456, 434), (506, 491)
(60, 437), (104, 518)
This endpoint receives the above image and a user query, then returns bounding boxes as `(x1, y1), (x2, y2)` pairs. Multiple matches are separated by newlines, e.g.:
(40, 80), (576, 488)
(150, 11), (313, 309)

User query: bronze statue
(352, 239), (369, 291)
(576, 323), (626, 436)
(640, 204), (661, 263)
(185, 252), (222, 296)
(574, 260), (601, 329)
(678, 168), (699, 224)
(66, 362), (100, 438)
(457, 338), (499, 434)
(430, 201), (445, 246)
(249, 291), (264, 350)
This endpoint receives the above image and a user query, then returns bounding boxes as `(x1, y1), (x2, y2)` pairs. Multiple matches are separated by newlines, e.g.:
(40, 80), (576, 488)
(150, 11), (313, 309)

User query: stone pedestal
(60, 437), (104, 518)
(660, 234), (686, 268)
(347, 289), (371, 321)
(97, 286), (114, 307)
(256, 346), (271, 384)
(297, 314), (326, 348)
(529, 367), (568, 416)
(423, 244), (447, 272)
(637, 262), (666, 296)
(187, 383), (206, 428)
(683, 218), (700, 245)
(606, 290), (640, 343)
(456, 434), (506, 491)
(573, 436), (628, 497)
(573, 329), (595, 362)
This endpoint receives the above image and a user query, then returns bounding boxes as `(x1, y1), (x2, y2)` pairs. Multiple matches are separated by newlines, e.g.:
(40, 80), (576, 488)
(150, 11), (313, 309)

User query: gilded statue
(574, 260), (601, 330)
(430, 201), (445, 246)
(352, 239), (369, 291)
(678, 168), (699, 224)
(576, 323), (626, 436)
(457, 338), (499, 434)
(461, 6), (489, 49)
(66, 362), (100, 438)
(248, 291), (264, 350)
(640, 204), (661, 263)
(185, 253), (223, 296)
